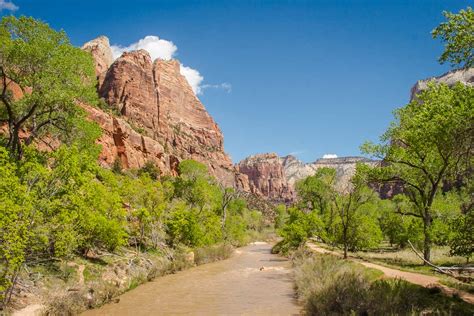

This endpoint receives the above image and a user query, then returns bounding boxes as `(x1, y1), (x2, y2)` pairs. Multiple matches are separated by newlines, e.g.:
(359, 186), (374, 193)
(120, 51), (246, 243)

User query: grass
(353, 244), (468, 271)
(293, 249), (474, 315)
(315, 241), (470, 276)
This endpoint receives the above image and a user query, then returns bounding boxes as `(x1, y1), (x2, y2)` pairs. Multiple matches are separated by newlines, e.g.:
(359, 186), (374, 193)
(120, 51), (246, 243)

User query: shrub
(294, 251), (474, 315)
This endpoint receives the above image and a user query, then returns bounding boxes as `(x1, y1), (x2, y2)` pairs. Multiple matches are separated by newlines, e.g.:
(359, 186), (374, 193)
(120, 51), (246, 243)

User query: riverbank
(10, 242), (239, 315)
(82, 242), (300, 315)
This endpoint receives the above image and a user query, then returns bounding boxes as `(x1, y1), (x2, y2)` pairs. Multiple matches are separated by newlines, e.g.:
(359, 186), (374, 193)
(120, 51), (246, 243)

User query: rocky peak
(410, 67), (474, 100)
(237, 153), (294, 202)
(82, 36), (236, 186)
(82, 36), (114, 86)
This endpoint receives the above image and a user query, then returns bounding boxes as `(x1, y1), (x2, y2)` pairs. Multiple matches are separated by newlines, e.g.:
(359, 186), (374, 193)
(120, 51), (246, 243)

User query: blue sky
(1, 0), (471, 162)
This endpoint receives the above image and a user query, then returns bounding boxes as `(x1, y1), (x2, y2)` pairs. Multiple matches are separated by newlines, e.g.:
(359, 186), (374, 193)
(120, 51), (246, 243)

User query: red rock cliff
(237, 153), (294, 202)
(83, 36), (236, 186)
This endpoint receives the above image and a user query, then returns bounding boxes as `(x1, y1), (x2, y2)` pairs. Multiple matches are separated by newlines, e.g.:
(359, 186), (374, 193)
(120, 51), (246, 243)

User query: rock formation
(82, 36), (114, 86)
(410, 67), (474, 100)
(236, 153), (294, 202)
(82, 36), (236, 186)
(237, 153), (378, 202)
(296, 156), (379, 192)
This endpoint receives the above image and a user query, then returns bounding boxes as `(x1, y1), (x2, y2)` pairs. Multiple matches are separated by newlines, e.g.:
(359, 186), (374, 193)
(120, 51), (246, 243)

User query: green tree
(296, 167), (336, 213)
(362, 83), (474, 261)
(449, 209), (473, 263)
(277, 207), (326, 253)
(0, 16), (97, 158)
(0, 148), (32, 306)
(332, 168), (379, 258)
(432, 6), (474, 68)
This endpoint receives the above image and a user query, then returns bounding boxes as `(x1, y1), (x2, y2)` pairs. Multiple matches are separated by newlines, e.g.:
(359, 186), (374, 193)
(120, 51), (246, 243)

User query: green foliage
(378, 198), (424, 248)
(362, 83), (474, 261)
(449, 209), (473, 262)
(276, 166), (382, 256)
(275, 207), (326, 254)
(0, 148), (32, 304)
(432, 6), (474, 68)
(274, 204), (288, 229)
(138, 161), (161, 180)
(296, 167), (336, 213)
(0, 16), (98, 158)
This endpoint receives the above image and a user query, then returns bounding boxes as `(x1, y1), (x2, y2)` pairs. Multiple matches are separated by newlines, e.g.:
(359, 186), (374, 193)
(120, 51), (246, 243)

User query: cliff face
(286, 156), (380, 192)
(237, 153), (378, 202)
(82, 36), (235, 185)
(410, 67), (474, 100)
(237, 153), (294, 202)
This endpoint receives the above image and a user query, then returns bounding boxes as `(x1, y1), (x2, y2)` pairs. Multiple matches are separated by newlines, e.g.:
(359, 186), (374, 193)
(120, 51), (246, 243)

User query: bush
(294, 251), (474, 315)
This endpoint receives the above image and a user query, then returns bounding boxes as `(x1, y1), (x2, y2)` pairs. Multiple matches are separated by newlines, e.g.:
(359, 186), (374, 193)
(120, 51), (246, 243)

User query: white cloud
(322, 154), (338, 159)
(111, 35), (230, 96)
(179, 65), (204, 95)
(202, 82), (232, 93)
(0, 0), (18, 11)
(110, 35), (177, 61)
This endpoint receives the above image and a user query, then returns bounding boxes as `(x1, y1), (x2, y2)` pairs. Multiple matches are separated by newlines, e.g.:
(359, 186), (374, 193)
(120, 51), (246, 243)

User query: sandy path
(307, 242), (474, 304)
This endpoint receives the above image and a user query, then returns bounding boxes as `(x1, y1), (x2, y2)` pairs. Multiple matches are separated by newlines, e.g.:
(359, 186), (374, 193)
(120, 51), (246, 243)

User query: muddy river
(82, 242), (300, 315)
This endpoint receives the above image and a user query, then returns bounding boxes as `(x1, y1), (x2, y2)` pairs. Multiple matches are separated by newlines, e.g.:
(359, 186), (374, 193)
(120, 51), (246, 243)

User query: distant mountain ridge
(236, 153), (378, 202)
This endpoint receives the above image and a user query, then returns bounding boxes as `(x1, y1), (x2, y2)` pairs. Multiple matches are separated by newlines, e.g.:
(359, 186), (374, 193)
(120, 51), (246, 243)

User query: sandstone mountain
(81, 36), (236, 186)
(237, 153), (378, 202)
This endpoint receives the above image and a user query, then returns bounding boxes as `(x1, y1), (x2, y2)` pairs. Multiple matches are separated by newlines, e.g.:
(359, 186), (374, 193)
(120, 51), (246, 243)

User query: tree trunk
(423, 215), (432, 263)
(343, 227), (348, 259)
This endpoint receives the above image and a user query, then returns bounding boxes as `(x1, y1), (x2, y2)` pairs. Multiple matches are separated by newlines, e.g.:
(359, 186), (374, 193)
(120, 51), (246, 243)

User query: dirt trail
(307, 242), (474, 305)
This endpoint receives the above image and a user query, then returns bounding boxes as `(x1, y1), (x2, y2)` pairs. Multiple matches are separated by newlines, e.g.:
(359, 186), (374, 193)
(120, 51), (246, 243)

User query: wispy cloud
(288, 150), (305, 157)
(0, 0), (18, 11)
(201, 82), (232, 93)
(322, 154), (338, 159)
(110, 35), (229, 96)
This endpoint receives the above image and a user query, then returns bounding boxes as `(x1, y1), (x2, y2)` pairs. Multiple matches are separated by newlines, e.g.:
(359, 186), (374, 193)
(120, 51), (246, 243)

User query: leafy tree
(0, 16), (97, 158)
(121, 174), (167, 249)
(449, 209), (473, 263)
(277, 207), (326, 253)
(432, 6), (474, 68)
(378, 197), (424, 248)
(362, 83), (474, 261)
(296, 167), (336, 213)
(448, 181), (474, 262)
(332, 168), (379, 258)
(296, 168), (339, 241)
(0, 148), (32, 306)
(274, 204), (289, 229)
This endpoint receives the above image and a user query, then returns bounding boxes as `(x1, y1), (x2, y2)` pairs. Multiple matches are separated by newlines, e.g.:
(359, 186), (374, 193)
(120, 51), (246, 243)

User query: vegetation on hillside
(0, 16), (268, 310)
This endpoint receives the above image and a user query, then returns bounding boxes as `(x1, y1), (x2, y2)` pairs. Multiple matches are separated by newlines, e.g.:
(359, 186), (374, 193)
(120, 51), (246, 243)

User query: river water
(82, 242), (300, 315)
